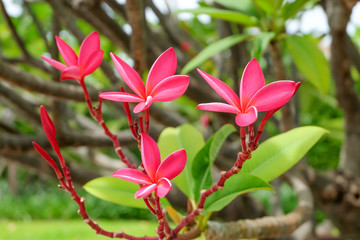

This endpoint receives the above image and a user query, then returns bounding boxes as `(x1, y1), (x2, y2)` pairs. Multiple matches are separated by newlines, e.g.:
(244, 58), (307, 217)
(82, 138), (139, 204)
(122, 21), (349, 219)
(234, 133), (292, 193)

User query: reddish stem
(121, 87), (138, 139)
(240, 127), (248, 153)
(154, 195), (171, 239)
(138, 114), (144, 133)
(79, 81), (136, 169)
(145, 109), (150, 133)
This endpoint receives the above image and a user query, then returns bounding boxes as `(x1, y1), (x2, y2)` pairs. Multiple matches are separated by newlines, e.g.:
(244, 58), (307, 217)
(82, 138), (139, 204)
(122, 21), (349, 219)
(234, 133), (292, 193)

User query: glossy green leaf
(181, 34), (250, 74)
(241, 126), (328, 181)
(204, 174), (273, 213)
(252, 32), (275, 59)
(158, 124), (205, 199)
(177, 7), (258, 26)
(83, 177), (147, 209)
(285, 35), (330, 94)
(192, 124), (236, 201)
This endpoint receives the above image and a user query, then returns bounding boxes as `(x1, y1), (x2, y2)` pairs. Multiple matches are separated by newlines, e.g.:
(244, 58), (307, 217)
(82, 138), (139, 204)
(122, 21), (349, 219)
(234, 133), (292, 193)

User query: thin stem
(80, 81), (136, 169)
(240, 127), (247, 153)
(154, 195), (172, 239)
(138, 114), (144, 133)
(248, 124), (254, 143)
(145, 109), (150, 133)
(144, 197), (157, 215)
(121, 87), (138, 139)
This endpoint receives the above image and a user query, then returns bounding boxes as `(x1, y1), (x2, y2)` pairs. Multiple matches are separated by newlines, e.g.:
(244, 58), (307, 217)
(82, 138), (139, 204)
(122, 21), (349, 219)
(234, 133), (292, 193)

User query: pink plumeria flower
(99, 48), (190, 113)
(41, 32), (104, 82)
(112, 133), (187, 199)
(197, 58), (297, 127)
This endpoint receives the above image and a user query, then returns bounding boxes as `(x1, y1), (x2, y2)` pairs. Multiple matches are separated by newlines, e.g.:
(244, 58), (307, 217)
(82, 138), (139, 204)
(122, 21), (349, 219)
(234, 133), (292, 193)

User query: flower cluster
(39, 32), (298, 200)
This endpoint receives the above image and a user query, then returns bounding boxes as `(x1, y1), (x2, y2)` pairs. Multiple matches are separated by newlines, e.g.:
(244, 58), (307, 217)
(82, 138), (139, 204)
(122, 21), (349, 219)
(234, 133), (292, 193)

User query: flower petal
(146, 48), (177, 95)
(239, 58), (265, 109)
(100, 92), (143, 103)
(150, 75), (190, 102)
(156, 178), (172, 198)
(60, 66), (81, 81)
(141, 133), (161, 181)
(133, 102), (148, 113)
(78, 32), (100, 71)
(83, 49), (104, 76)
(196, 103), (240, 113)
(248, 81), (296, 112)
(41, 56), (67, 71)
(197, 69), (240, 109)
(155, 149), (186, 181)
(110, 53), (145, 98)
(135, 184), (157, 199)
(55, 36), (78, 66)
(112, 168), (152, 185)
(235, 106), (258, 126)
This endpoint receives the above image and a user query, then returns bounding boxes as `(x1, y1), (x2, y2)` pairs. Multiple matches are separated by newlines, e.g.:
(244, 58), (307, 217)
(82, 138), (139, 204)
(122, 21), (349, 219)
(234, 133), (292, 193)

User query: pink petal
(60, 66), (82, 81)
(100, 92), (143, 103)
(239, 58), (265, 109)
(141, 133), (161, 181)
(110, 53), (145, 98)
(78, 32), (100, 71)
(83, 49), (104, 76)
(196, 103), (240, 113)
(150, 75), (190, 102)
(248, 81), (296, 112)
(133, 101), (148, 113)
(40, 106), (62, 160)
(235, 106), (258, 126)
(197, 69), (240, 109)
(55, 36), (78, 66)
(146, 48), (177, 95)
(112, 168), (152, 185)
(33, 142), (58, 170)
(155, 149), (186, 181)
(156, 178), (172, 198)
(135, 184), (157, 199)
(41, 56), (67, 71)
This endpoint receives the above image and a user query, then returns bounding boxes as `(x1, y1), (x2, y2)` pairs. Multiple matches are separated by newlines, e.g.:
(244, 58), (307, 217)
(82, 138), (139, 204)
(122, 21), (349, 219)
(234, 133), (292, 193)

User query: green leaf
(252, 32), (275, 59)
(254, 0), (282, 16)
(281, 0), (315, 20)
(204, 174), (273, 213)
(214, 0), (258, 16)
(181, 34), (250, 74)
(83, 177), (147, 209)
(177, 7), (258, 26)
(158, 124), (205, 199)
(192, 124), (236, 201)
(241, 126), (328, 182)
(285, 35), (331, 94)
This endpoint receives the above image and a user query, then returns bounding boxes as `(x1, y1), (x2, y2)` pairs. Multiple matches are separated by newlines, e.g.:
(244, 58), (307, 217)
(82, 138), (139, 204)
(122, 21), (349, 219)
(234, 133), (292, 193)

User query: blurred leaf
(285, 35), (331, 94)
(83, 177), (147, 209)
(241, 126), (328, 181)
(166, 206), (182, 224)
(318, 118), (344, 140)
(192, 124), (236, 201)
(252, 32), (275, 59)
(254, 0), (282, 16)
(177, 7), (258, 26)
(158, 124), (205, 199)
(281, 0), (315, 20)
(214, 0), (259, 16)
(181, 34), (250, 74)
(204, 174), (273, 213)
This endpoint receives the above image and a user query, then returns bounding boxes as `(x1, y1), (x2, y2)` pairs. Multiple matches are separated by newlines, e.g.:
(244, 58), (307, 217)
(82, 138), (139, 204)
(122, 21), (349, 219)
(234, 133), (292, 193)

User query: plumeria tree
(2, 0), (360, 239)
(30, 32), (327, 239)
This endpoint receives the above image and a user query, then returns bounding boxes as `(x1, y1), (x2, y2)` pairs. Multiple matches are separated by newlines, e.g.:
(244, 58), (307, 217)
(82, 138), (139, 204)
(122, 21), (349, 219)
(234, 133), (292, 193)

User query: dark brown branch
(0, 81), (40, 124)
(0, 59), (98, 101)
(0, 130), (134, 154)
(126, 0), (146, 74)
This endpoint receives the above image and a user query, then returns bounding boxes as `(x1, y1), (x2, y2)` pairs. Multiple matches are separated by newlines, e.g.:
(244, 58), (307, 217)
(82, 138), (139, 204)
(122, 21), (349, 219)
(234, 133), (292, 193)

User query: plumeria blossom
(41, 32), (104, 82)
(196, 58), (297, 127)
(99, 48), (190, 113)
(112, 133), (187, 199)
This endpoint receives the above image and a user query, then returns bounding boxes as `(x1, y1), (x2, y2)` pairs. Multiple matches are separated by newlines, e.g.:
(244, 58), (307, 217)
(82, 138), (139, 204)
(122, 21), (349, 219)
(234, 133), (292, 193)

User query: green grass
(0, 219), (159, 240)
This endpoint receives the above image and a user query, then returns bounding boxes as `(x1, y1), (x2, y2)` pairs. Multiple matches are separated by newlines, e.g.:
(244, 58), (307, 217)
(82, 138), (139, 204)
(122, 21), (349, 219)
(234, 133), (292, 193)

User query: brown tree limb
(204, 174), (313, 239)
(0, 130), (134, 154)
(126, 0), (146, 74)
(0, 59), (99, 101)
